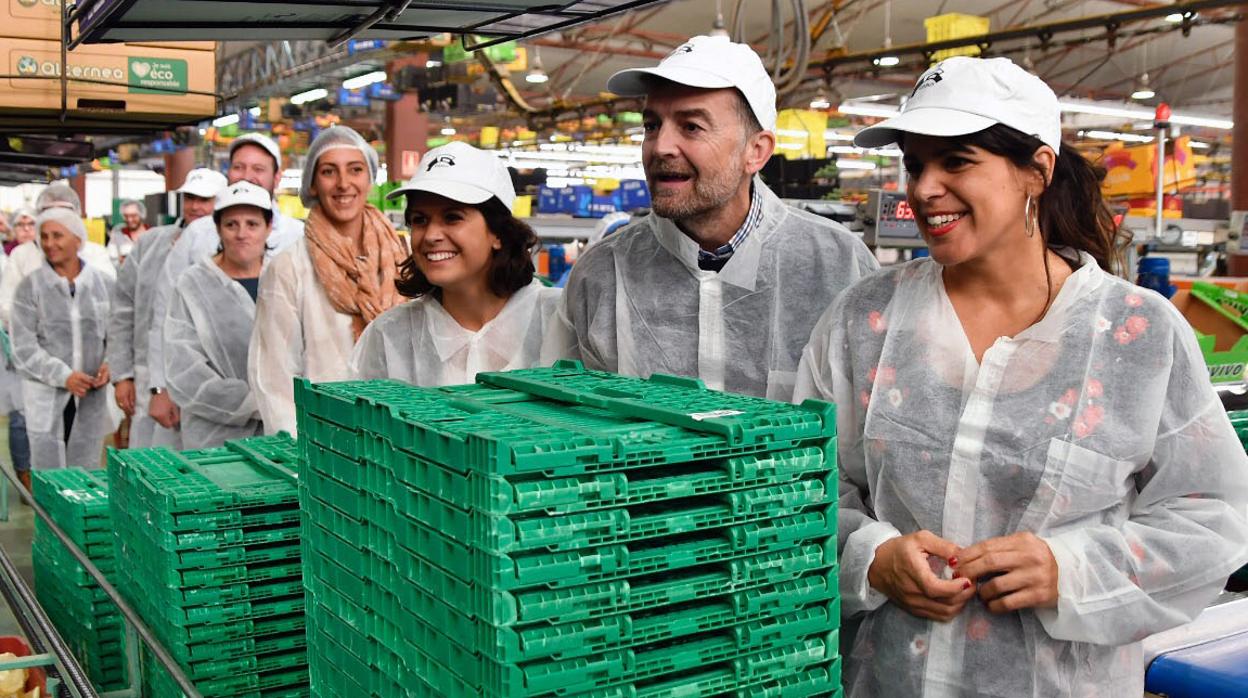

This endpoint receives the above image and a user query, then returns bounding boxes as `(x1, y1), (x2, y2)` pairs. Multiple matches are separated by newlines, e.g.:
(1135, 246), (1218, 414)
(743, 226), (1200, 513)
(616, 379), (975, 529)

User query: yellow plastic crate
(924, 13), (990, 63)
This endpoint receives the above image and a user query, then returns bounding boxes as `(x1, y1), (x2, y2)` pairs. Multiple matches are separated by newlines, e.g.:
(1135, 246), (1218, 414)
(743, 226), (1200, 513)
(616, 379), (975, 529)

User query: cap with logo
(213, 181), (273, 222)
(386, 142), (516, 211)
(177, 168), (228, 198)
(229, 133), (283, 172)
(606, 35), (777, 132)
(854, 56), (1062, 153)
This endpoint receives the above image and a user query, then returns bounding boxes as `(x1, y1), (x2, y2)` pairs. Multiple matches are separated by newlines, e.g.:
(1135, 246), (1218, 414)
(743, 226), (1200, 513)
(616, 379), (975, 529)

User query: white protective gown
(0, 239), (114, 328)
(107, 223), (181, 448)
(147, 209), (303, 395)
(541, 180), (878, 401)
(11, 262), (116, 469)
(349, 279), (562, 385)
(164, 258), (263, 449)
(248, 238), (362, 436)
(794, 252), (1248, 698)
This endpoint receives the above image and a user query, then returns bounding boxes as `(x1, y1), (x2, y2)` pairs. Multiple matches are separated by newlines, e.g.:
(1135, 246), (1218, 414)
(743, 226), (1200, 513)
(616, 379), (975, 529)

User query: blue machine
(1144, 597), (1248, 697)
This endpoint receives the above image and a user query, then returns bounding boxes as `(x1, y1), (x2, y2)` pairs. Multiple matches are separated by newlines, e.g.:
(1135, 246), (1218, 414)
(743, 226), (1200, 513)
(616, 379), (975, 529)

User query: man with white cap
(541, 35), (877, 400)
(109, 167), (226, 448)
(146, 134), (303, 444)
(11, 207), (115, 470)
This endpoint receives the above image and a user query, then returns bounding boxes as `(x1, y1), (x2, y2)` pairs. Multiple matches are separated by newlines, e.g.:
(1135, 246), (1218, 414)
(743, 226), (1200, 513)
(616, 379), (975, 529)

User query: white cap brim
(178, 183), (219, 197)
(854, 107), (999, 148)
(607, 65), (735, 97)
(386, 180), (496, 206)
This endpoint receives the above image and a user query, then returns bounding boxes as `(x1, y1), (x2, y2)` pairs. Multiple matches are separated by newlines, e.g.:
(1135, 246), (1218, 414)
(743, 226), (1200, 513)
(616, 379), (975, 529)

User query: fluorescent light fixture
(776, 129), (809, 138)
(425, 59), (442, 68)
(1057, 100), (1232, 129)
(1083, 129), (1154, 143)
(873, 56), (900, 68)
(836, 159), (877, 170)
(440, 126), (456, 136)
(248, 106), (261, 117)
(837, 103), (901, 118)
(290, 88), (328, 105)
(212, 114), (240, 127)
(777, 143), (805, 150)
(1171, 113), (1234, 129)
(810, 93), (831, 109)
(823, 131), (856, 141)
(629, 133), (644, 142)
(342, 70), (387, 90)
(1165, 12), (1186, 23)
(828, 145), (901, 157)
(1190, 141), (1212, 149)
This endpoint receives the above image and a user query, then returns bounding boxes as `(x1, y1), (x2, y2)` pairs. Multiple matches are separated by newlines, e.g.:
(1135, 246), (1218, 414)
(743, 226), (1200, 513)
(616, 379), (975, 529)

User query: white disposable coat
(107, 223), (181, 448)
(147, 209), (302, 390)
(164, 258), (263, 449)
(541, 180), (878, 401)
(11, 263), (116, 469)
(349, 279), (562, 385)
(0, 240), (114, 329)
(793, 252), (1248, 698)
(248, 238), (359, 436)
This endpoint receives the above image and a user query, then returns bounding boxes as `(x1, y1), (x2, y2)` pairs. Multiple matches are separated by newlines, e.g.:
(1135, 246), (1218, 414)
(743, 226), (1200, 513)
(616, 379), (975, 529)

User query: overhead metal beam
(812, 0), (1241, 70)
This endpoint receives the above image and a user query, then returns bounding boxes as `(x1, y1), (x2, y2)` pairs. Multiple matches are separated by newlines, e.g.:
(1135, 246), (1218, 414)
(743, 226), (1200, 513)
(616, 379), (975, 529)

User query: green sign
(128, 57), (188, 95)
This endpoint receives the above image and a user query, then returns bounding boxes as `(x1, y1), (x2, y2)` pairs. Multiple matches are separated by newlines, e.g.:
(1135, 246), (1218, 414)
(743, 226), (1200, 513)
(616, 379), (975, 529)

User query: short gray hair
(120, 199), (147, 218)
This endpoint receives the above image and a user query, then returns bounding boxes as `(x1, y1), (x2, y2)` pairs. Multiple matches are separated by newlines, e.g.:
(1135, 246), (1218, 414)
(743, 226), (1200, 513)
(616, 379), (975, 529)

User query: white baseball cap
(177, 168), (228, 198)
(386, 142), (516, 211)
(213, 181), (273, 222)
(229, 133), (283, 171)
(855, 56), (1062, 153)
(606, 35), (777, 132)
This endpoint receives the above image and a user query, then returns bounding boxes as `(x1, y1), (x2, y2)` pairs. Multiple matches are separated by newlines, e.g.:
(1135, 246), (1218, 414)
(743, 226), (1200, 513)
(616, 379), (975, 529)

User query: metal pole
(2, 467), (203, 698)
(1155, 124), (1166, 240)
(0, 542), (97, 696)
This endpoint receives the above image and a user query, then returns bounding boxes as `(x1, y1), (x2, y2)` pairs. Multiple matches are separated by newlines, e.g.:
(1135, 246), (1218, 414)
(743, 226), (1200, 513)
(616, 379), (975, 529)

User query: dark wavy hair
(948, 123), (1128, 272)
(396, 197), (540, 300)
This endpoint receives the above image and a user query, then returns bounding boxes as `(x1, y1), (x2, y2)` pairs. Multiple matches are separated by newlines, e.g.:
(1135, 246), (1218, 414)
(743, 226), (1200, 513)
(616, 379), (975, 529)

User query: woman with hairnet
(0, 209), (36, 487)
(164, 183), (270, 448)
(7, 209), (36, 254)
(349, 142), (560, 385)
(11, 209), (115, 470)
(249, 126), (406, 435)
(795, 56), (1248, 698)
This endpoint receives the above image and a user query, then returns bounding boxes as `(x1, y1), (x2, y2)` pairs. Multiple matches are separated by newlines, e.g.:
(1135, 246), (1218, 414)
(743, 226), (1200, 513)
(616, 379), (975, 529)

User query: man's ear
(744, 130), (776, 175)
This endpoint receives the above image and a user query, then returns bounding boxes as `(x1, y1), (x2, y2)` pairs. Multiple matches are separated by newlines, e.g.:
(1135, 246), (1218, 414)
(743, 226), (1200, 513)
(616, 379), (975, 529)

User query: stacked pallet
(295, 360), (842, 697)
(107, 434), (309, 697)
(32, 468), (128, 692)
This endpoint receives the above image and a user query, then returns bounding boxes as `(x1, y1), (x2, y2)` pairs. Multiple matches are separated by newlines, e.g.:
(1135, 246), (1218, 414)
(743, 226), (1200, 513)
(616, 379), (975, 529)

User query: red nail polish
(948, 557), (958, 567)
(963, 580), (972, 590)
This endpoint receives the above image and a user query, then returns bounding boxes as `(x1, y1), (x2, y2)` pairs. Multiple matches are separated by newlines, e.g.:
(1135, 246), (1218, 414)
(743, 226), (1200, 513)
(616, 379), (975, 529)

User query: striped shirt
(697, 186), (763, 272)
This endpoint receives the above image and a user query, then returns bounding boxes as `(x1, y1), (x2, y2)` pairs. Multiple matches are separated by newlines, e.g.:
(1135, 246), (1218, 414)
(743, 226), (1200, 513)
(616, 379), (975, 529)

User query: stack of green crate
(32, 468), (128, 692)
(295, 360), (842, 698)
(108, 434), (310, 697)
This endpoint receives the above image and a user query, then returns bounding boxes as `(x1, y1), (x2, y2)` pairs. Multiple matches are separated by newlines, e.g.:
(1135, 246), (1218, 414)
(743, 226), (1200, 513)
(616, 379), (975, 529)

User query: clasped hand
(867, 530), (1059, 621)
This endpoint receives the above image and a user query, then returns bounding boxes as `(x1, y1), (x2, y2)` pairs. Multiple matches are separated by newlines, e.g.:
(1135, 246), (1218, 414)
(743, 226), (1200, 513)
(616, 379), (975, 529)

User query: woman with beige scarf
(248, 126), (407, 435)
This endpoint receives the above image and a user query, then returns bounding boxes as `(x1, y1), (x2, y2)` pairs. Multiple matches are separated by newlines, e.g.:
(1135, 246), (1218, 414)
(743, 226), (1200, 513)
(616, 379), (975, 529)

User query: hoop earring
(1024, 195), (1036, 238)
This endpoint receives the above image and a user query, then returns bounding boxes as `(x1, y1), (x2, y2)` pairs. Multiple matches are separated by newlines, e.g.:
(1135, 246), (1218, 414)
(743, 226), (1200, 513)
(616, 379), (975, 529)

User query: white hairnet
(36, 184), (82, 214)
(300, 126), (379, 207)
(12, 208), (35, 225)
(35, 207), (87, 245)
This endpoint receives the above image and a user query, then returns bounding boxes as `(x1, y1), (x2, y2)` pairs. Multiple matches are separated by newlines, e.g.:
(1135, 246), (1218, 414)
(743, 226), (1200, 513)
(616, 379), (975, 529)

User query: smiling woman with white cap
(10, 207), (115, 471)
(794, 56), (1248, 697)
(162, 181), (272, 449)
(348, 141), (560, 386)
(248, 126), (407, 436)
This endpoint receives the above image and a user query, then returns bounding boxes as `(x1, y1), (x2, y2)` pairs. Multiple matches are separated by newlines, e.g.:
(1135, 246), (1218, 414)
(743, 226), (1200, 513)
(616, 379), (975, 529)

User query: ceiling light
(212, 114), (240, 127)
(440, 126), (457, 136)
(342, 70), (387, 91)
(1131, 72), (1155, 101)
(823, 131), (855, 141)
(837, 102), (901, 118)
(836, 159), (878, 171)
(873, 56), (900, 68)
(775, 129), (809, 138)
(248, 106), (261, 117)
(1083, 129), (1154, 143)
(290, 88), (328, 105)
(1165, 12), (1192, 23)
(425, 59), (442, 68)
(810, 86), (832, 110)
(777, 143), (805, 150)
(527, 47), (549, 84)
(1057, 100), (1232, 129)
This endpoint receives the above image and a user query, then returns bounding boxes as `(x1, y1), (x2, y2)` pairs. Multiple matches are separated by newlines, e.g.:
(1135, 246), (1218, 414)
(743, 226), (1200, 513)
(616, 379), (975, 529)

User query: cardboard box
(1172, 289), (1248, 384)
(1101, 137), (1197, 199)
(0, 37), (215, 119)
(0, 0), (213, 49)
